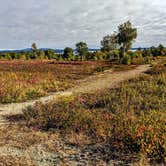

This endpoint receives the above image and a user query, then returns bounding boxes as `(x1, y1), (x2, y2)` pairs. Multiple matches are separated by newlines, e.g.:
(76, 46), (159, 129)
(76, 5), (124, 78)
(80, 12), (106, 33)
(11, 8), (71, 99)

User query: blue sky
(0, 0), (166, 49)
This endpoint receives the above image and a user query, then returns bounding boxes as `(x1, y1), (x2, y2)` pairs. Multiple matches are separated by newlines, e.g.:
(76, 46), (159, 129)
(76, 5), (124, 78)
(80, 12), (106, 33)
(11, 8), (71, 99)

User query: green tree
(31, 43), (38, 58)
(46, 49), (56, 59)
(142, 48), (151, 57)
(63, 47), (74, 60)
(158, 44), (164, 51)
(38, 50), (46, 59)
(117, 21), (137, 57)
(76, 42), (88, 60)
(158, 44), (165, 56)
(101, 33), (118, 52)
(31, 43), (37, 51)
(150, 46), (159, 57)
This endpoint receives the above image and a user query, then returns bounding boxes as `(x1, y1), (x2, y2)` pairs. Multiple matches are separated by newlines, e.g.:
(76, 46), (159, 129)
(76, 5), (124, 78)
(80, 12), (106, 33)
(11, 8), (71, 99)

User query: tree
(76, 42), (88, 60)
(158, 44), (164, 51)
(31, 43), (37, 52)
(63, 47), (74, 60)
(150, 46), (159, 57)
(142, 48), (151, 57)
(158, 44), (165, 56)
(38, 50), (46, 59)
(101, 33), (118, 52)
(45, 49), (56, 59)
(117, 21), (137, 57)
(31, 43), (38, 58)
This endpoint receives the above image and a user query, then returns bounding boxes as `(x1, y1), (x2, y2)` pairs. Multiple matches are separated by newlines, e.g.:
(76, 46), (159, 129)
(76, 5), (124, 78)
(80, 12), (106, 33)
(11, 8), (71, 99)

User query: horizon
(0, 47), (153, 51)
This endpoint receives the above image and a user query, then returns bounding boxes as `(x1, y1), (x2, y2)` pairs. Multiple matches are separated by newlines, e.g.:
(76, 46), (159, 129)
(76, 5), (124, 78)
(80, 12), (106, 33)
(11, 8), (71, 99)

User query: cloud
(0, 0), (166, 49)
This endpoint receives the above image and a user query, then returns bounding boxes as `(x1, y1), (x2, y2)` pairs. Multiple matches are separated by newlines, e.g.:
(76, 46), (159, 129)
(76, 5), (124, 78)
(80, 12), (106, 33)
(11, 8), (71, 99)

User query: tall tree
(101, 33), (118, 52)
(76, 42), (88, 60)
(117, 21), (137, 57)
(31, 43), (38, 58)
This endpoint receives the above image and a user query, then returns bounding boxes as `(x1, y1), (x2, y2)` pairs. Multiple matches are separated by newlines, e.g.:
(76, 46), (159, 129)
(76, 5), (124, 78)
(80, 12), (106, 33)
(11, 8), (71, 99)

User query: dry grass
(0, 155), (35, 166)
(0, 125), (51, 149)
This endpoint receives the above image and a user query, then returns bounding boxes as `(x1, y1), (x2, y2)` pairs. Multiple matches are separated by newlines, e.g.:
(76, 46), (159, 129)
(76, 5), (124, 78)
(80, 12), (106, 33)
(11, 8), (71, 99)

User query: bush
(121, 54), (131, 65)
(106, 50), (120, 60)
(23, 96), (112, 139)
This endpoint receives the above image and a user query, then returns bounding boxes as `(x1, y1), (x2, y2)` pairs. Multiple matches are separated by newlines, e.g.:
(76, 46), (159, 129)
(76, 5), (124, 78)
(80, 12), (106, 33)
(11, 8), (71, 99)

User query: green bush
(121, 54), (131, 65)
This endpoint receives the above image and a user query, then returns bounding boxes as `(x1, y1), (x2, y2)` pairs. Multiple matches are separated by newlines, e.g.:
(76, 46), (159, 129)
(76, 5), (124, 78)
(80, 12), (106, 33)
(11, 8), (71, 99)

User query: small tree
(76, 42), (88, 60)
(150, 46), (159, 57)
(158, 44), (165, 56)
(158, 44), (164, 51)
(101, 33), (118, 52)
(31, 43), (37, 51)
(63, 47), (74, 60)
(117, 21), (137, 57)
(31, 43), (38, 58)
(38, 50), (46, 59)
(46, 50), (56, 59)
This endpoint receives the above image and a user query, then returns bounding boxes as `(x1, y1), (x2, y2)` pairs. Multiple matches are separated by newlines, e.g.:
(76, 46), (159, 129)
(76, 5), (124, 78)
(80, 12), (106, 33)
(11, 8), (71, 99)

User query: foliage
(23, 98), (112, 139)
(0, 60), (111, 103)
(62, 47), (74, 60)
(31, 43), (38, 58)
(0, 41), (165, 62)
(101, 33), (119, 52)
(23, 64), (166, 163)
(117, 21), (137, 57)
(76, 42), (88, 60)
(120, 54), (131, 64)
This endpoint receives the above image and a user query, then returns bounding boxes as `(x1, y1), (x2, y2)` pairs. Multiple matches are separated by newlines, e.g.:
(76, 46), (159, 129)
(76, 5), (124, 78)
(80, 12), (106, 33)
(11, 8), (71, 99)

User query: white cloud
(0, 0), (166, 49)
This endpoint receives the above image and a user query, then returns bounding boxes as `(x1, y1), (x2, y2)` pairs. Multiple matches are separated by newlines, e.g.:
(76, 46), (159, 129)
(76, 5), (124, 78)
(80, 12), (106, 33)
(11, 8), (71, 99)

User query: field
(0, 60), (112, 103)
(0, 59), (166, 165)
(21, 63), (166, 163)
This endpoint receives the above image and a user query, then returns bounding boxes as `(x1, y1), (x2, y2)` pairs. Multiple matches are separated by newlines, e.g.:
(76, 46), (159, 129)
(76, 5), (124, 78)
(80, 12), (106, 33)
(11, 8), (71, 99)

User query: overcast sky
(0, 0), (166, 49)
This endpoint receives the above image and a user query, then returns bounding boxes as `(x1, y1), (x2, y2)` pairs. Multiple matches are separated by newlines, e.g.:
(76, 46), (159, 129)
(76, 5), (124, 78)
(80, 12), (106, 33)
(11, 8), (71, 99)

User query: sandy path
(0, 65), (150, 124)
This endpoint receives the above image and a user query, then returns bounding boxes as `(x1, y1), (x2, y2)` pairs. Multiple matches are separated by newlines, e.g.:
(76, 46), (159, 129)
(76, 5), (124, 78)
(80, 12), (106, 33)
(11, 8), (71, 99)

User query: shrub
(23, 68), (166, 163)
(120, 54), (131, 65)
(23, 97), (113, 140)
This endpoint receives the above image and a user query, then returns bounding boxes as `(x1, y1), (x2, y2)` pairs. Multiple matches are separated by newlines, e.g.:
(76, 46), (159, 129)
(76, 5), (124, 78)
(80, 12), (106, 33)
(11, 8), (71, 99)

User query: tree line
(0, 21), (166, 63)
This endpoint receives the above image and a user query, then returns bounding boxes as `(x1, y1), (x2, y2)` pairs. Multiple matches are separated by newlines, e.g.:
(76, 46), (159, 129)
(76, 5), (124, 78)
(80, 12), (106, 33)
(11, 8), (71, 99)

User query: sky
(0, 0), (166, 49)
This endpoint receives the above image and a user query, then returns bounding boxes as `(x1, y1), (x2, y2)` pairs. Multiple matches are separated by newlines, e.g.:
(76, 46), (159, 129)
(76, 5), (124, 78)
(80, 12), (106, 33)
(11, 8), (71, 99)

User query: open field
(1, 1), (166, 165)
(20, 63), (166, 164)
(0, 60), (113, 104)
(0, 59), (166, 165)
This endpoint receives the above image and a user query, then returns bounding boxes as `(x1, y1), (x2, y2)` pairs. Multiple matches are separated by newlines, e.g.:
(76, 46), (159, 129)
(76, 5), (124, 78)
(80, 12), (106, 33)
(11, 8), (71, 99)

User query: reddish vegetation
(0, 60), (112, 103)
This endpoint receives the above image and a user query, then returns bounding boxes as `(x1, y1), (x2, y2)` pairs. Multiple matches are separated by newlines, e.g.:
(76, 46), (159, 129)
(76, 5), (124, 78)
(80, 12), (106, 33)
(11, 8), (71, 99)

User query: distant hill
(0, 48), (149, 54)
